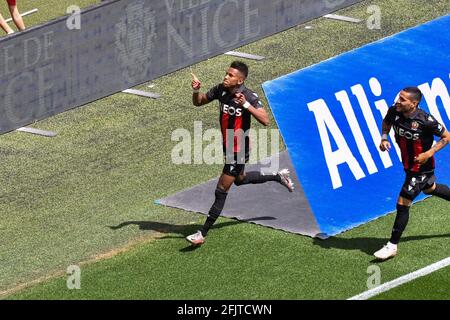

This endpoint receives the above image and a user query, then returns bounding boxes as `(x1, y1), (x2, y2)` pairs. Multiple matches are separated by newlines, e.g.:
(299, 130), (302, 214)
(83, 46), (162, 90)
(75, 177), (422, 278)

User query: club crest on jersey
(411, 121), (419, 130)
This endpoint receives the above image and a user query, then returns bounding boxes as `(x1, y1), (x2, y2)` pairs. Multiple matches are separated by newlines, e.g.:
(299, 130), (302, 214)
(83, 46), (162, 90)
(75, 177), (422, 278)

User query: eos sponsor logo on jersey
(393, 126), (420, 140)
(222, 104), (242, 116)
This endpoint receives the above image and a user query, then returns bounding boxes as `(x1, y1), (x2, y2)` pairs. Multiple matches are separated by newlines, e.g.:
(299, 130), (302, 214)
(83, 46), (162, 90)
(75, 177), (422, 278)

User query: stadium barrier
(0, 0), (363, 134)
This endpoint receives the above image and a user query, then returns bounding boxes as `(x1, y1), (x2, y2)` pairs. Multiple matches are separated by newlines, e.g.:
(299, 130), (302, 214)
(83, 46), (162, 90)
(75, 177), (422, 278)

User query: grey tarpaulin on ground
(0, 0), (362, 134)
(156, 151), (325, 238)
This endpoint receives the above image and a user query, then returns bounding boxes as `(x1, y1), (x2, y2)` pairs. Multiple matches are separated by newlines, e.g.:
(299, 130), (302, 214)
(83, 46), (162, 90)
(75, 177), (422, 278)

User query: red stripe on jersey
(399, 136), (409, 170)
(411, 139), (423, 172)
(221, 112), (229, 148)
(234, 115), (243, 153)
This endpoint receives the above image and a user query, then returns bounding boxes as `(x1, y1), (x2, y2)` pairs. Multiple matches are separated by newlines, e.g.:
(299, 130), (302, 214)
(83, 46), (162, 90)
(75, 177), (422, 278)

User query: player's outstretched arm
(191, 73), (210, 106)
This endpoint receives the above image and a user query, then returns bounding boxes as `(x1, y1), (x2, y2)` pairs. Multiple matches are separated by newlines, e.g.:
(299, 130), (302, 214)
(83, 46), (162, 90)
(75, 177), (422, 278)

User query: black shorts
(399, 171), (436, 201)
(223, 152), (249, 177)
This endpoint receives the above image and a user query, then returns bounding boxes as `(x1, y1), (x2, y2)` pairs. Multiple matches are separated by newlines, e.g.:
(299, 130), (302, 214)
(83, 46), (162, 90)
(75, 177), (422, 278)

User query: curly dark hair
(230, 61), (249, 78)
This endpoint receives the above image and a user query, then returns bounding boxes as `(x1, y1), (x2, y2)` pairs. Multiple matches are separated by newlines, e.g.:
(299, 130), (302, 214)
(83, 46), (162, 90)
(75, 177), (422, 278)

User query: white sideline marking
(122, 89), (161, 99)
(323, 14), (362, 23)
(5, 8), (38, 23)
(16, 127), (57, 137)
(225, 51), (266, 61)
(348, 257), (450, 300)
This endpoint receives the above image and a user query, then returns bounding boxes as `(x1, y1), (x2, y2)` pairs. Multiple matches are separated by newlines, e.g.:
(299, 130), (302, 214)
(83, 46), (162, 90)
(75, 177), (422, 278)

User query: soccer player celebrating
(374, 87), (450, 260)
(186, 61), (294, 245)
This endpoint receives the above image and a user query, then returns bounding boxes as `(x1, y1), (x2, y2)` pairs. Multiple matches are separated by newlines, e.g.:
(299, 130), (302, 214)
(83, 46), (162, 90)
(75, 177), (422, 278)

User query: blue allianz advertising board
(263, 15), (450, 236)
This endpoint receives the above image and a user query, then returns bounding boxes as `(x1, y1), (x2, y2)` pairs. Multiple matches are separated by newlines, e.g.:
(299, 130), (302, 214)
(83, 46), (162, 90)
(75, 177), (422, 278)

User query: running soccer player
(374, 87), (450, 260)
(186, 61), (294, 245)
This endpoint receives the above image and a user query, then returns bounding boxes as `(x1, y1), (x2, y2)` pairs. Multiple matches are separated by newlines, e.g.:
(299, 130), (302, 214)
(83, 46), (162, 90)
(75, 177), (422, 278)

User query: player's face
(395, 91), (418, 114)
(223, 68), (245, 89)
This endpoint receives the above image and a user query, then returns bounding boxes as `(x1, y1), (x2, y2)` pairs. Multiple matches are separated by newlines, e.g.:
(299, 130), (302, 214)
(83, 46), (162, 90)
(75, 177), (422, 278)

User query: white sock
(387, 241), (397, 249)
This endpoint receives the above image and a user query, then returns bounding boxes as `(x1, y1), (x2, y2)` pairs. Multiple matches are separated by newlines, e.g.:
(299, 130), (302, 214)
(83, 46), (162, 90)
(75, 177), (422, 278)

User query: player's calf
(234, 171), (280, 186)
(390, 204), (410, 244)
(424, 184), (450, 201)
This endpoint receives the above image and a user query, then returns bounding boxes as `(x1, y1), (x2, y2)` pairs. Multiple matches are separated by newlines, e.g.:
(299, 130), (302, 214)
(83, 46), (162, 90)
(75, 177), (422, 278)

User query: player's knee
(423, 184), (436, 195)
(233, 174), (247, 186)
(216, 182), (231, 192)
(397, 194), (413, 206)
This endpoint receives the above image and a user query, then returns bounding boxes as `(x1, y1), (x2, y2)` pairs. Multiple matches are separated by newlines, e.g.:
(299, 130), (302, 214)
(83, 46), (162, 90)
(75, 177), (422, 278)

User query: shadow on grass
(313, 233), (450, 261)
(109, 216), (276, 252)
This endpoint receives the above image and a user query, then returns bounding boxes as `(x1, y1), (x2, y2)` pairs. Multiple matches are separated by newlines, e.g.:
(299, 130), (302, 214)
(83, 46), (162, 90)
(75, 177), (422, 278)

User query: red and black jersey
(206, 84), (263, 155)
(384, 106), (446, 173)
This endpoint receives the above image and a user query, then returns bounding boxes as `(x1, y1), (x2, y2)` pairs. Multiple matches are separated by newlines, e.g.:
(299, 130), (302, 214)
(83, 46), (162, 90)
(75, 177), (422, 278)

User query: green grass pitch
(1, 0), (449, 299)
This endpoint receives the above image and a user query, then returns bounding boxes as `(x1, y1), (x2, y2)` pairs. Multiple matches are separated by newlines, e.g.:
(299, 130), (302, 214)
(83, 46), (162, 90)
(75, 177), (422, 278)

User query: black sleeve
(206, 84), (221, 101)
(384, 106), (396, 124)
(424, 114), (446, 137)
(245, 91), (263, 109)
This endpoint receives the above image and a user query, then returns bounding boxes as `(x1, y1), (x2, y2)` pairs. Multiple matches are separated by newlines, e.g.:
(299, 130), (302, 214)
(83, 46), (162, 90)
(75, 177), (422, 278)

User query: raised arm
(191, 73), (210, 106)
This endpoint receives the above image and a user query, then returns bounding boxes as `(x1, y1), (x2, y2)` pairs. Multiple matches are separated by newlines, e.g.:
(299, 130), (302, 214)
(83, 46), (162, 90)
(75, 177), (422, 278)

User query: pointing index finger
(191, 73), (199, 81)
